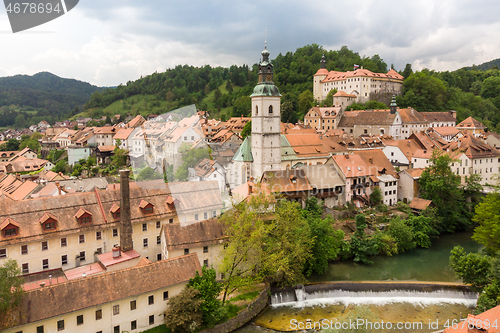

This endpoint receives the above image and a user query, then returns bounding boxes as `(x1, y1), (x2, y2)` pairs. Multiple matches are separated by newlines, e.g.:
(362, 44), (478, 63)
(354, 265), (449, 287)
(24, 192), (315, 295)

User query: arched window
(255, 106), (258, 115)
(269, 105), (273, 114)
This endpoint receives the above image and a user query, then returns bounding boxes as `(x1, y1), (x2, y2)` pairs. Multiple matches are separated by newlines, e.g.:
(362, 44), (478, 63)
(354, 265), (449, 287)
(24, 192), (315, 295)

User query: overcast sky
(1, 0), (499, 87)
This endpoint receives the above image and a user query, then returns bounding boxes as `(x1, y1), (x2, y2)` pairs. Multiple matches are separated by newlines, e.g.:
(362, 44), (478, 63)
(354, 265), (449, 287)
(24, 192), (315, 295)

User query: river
(233, 231), (482, 332)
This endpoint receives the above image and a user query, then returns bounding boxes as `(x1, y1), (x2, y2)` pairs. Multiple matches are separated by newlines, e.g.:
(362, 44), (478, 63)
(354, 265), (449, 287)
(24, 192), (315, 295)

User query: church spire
(320, 53), (326, 69)
(251, 44), (281, 97)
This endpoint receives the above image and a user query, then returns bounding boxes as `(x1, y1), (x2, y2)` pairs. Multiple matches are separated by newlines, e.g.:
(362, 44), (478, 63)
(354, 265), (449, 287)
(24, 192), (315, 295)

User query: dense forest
(0, 72), (103, 127)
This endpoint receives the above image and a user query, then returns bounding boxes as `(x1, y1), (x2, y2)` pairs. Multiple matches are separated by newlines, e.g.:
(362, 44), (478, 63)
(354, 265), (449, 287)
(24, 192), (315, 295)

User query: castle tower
(250, 45), (282, 179)
(313, 54), (329, 101)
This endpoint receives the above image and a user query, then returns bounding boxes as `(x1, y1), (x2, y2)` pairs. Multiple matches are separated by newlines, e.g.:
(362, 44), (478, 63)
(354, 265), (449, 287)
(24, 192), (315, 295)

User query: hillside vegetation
(0, 72), (103, 127)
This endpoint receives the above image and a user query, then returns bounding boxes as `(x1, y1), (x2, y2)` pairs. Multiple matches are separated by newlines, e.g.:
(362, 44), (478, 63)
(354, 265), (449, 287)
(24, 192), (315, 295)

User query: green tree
(240, 121), (251, 140)
(298, 90), (314, 119)
(419, 151), (470, 232)
(281, 100), (297, 123)
(53, 160), (68, 174)
(0, 260), (24, 315)
(472, 192), (500, 255)
(219, 194), (270, 303)
(174, 144), (210, 181)
(320, 88), (337, 107)
(0, 139), (20, 151)
(481, 76), (500, 99)
(398, 71), (448, 111)
(349, 214), (378, 264)
(112, 147), (128, 169)
(401, 63), (413, 79)
(387, 217), (416, 253)
(373, 232), (398, 256)
(303, 198), (345, 275)
(449, 246), (493, 289)
(164, 287), (204, 333)
(136, 166), (162, 181)
(369, 187), (382, 206)
(405, 214), (440, 248)
(188, 266), (223, 327)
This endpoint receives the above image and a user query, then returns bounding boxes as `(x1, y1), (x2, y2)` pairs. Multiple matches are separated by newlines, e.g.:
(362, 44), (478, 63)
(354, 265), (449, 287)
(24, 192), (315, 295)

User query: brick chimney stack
(120, 169), (133, 252)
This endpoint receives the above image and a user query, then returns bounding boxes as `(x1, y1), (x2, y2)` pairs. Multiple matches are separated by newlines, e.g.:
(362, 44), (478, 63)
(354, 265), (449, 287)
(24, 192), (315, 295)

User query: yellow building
(1, 254), (201, 333)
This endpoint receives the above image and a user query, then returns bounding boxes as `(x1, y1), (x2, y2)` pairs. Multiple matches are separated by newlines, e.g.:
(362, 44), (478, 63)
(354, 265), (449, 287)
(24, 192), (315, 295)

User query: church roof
(232, 136), (253, 162)
(250, 83), (281, 97)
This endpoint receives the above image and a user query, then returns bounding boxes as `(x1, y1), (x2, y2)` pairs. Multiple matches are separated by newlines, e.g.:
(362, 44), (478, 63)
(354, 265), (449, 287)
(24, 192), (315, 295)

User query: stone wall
(198, 286), (270, 333)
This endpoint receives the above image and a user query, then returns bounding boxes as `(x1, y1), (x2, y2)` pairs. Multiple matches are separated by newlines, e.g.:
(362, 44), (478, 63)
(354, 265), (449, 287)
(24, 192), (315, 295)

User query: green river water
(233, 232), (483, 333)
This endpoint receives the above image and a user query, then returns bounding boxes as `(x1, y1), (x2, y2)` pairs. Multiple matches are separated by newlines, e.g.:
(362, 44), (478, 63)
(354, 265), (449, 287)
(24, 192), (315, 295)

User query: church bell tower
(250, 45), (282, 179)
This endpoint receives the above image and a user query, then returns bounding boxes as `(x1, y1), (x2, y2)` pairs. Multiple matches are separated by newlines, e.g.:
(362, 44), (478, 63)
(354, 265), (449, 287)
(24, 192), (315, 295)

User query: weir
(270, 282), (478, 307)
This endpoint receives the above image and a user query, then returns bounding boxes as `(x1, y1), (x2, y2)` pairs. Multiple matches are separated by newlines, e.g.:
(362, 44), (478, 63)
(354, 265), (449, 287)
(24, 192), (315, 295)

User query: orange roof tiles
(404, 168), (426, 179)
(457, 116), (486, 129)
(332, 154), (376, 178)
(409, 198), (433, 211)
(441, 133), (500, 159)
(98, 249), (140, 267)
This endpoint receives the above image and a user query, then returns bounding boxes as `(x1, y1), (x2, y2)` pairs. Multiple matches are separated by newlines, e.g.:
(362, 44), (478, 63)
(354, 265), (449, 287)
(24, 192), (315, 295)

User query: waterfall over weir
(270, 282), (478, 308)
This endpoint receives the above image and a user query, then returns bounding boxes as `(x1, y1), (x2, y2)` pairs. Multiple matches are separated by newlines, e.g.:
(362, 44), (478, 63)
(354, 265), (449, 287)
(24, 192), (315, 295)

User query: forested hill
(469, 58), (500, 71)
(82, 44), (389, 122)
(0, 72), (103, 127)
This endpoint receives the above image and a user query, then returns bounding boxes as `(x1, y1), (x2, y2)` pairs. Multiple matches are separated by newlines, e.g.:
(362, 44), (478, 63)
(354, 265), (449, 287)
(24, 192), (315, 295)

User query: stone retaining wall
(198, 286), (270, 333)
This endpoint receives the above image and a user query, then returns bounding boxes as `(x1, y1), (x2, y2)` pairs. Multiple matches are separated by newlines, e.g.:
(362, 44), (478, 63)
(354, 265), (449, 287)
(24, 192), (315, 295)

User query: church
(228, 47), (350, 189)
(229, 46), (282, 187)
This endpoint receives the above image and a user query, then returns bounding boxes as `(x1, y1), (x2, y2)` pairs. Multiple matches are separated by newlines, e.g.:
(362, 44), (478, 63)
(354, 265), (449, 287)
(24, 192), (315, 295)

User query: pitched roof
(321, 68), (404, 83)
(261, 169), (313, 193)
(398, 108), (426, 123)
(232, 136), (253, 162)
(422, 111), (456, 123)
(443, 304), (500, 333)
(339, 110), (398, 127)
(167, 181), (222, 214)
(113, 128), (135, 140)
(456, 116), (486, 129)
(2, 254), (201, 330)
(163, 218), (225, 251)
(306, 106), (342, 118)
(355, 149), (398, 177)
(284, 133), (347, 159)
(440, 133), (500, 159)
(403, 168), (426, 179)
(409, 197), (433, 211)
(431, 126), (460, 137)
(295, 164), (345, 189)
(331, 154), (376, 178)
(333, 91), (356, 98)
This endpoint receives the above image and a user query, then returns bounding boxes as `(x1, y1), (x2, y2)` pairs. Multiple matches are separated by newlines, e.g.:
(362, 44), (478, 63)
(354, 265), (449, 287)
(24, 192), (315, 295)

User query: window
(113, 305), (119, 315)
(113, 228), (118, 237)
(194, 214), (199, 221)
(96, 248), (103, 255)
(169, 218), (174, 224)
(42, 259), (49, 270)
(80, 251), (86, 261)
(212, 211), (216, 218)
(80, 217), (91, 224)
(204, 259), (209, 267)
(184, 248), (189, 255)
(269, 105), (273, 114)
(22, 263), (29, 274)
(130, 300), (136, 310)
(57, 320), (64, 331)
(203, 246), (208, 253)
(42, 241), (48, 251)
(145, 206), (153, 214)
(204, 212), (208, 219)
(131, 321), (137, 330)
(163, 291), (169, 300)
(157, 236), (161, 245)
(37, 326), (44, 333)
(44, 222), (56, 231)
(62, 255), (68, 266)
(191, 136), (194, 140)
(157, 253), (162, 261)
(156, 221), (160, 229)
(21, 245), (28, 255)
(364, 129), (368, 134)
(143, 238), (148, 248)
(114, 326), (119, 333)
(95, 309), (102, 320)
(76, 315), (83, 325)
(142, 223), (147, 232)
(61, 238), (67, 247)
(96, 231), (102, 240)
(79, 234), (85, 244)
(149, 315), (154, 325)
(148, 295), (154, 305)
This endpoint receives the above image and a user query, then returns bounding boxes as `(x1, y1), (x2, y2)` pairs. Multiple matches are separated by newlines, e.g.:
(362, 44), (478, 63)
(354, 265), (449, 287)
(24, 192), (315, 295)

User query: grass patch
(228, 290), (260, 303)
(225, 303), (243, 319)
(139, 325), (171, 333)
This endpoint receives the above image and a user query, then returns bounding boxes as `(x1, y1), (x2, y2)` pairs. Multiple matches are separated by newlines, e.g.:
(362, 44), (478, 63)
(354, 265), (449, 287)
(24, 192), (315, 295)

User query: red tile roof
(98, 249), (141, 267)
